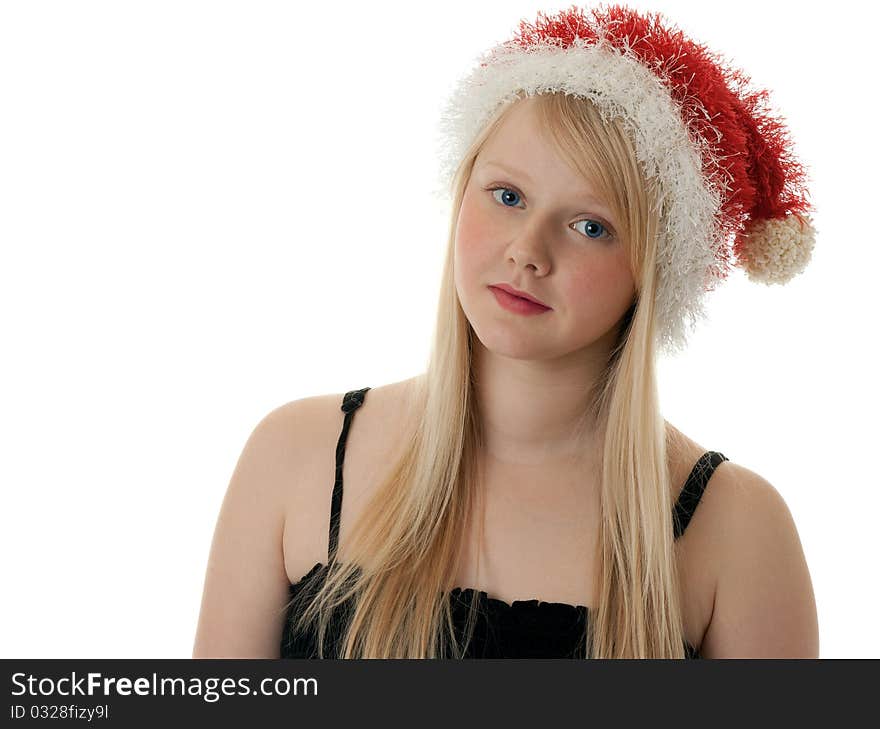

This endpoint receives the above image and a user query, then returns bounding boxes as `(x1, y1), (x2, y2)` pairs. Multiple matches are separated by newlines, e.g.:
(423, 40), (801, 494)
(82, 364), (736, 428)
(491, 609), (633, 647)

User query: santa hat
(433, 3), (817, 355)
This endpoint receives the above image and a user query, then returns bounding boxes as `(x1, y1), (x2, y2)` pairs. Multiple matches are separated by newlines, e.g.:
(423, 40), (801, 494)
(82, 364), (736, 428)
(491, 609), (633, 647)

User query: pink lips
(489, 286), (552, 316)
(490, 283), (549, 307)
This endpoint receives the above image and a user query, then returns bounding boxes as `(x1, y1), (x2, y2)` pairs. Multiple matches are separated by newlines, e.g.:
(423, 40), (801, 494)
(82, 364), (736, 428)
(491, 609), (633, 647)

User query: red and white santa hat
(433, 3), (817, 355)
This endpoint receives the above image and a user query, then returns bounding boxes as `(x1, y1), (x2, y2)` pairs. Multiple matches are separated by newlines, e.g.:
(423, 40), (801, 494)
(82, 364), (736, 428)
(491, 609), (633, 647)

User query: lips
(489, 283), (550, 308)
(489, 285), (551, 315)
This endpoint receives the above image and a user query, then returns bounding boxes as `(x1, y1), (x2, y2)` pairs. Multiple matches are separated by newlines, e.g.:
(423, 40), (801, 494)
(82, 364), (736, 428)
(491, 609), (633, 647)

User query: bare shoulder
(695, 459), (820, 658)
(256, 379), (405, 487)
(191, 390), (347, 657)
(264, 391), (346, 449)
(278, 376), (423, 582)
(272, 376), (420, 448)
(275, 376), (420, 489)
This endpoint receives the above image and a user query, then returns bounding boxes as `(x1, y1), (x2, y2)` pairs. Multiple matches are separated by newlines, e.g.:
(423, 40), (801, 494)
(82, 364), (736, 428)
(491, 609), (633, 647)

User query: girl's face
(454, 99), (637, 362)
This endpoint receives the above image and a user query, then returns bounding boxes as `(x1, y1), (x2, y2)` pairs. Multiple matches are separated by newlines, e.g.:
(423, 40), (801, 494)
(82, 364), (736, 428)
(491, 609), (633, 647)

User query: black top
(280, 387), (729, 659)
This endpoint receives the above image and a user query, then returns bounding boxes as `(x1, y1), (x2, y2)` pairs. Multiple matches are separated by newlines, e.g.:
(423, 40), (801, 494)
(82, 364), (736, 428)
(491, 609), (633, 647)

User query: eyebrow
(480, 160), (613, 216)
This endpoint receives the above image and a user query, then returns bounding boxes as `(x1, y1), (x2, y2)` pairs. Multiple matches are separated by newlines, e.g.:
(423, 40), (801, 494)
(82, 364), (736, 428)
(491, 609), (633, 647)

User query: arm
(700, 464), (820, 658)
(192, 400), (306, 658)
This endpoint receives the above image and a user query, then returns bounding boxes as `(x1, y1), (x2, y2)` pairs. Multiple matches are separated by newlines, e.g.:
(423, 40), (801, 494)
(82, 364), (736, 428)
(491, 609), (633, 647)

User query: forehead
(475, 101), (612, 207)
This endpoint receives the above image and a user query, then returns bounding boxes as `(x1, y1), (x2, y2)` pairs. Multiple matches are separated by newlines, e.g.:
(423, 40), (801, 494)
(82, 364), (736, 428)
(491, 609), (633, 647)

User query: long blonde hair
(284, 90), (689, 658)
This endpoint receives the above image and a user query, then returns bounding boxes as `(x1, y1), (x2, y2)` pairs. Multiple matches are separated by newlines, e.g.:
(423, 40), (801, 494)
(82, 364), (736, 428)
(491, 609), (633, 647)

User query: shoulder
(259, 376), (416, 490)
(192, 390), (347, 657)
(230, 391), (352, 529)
(697, 460), (820, 658)
(274, 378), (421, 567)
(267, 376), (418, 437)
(258, 391), (345, 445)
(250, 382), (386, 467)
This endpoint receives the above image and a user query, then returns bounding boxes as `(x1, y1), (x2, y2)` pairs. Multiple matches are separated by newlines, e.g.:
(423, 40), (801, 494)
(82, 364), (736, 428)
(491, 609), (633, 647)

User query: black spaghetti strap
(328, 387), (371, 565)
(673, 450), (729, 540)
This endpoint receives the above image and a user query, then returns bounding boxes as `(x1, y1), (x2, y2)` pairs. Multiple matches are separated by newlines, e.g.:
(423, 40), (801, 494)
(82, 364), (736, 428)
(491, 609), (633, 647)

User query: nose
(506, 223), (551, 276)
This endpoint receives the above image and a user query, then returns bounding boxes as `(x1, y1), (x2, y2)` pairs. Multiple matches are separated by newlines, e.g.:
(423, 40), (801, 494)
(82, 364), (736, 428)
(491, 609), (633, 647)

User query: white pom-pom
(739, 213), (816, 284)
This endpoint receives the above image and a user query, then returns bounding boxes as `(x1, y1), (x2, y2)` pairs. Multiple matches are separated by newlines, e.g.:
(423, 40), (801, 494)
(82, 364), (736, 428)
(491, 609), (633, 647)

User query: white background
(1, 0), (875, 658)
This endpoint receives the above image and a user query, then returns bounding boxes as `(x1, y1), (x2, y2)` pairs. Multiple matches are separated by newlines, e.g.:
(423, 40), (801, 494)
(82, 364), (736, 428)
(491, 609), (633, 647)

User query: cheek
(564, 252), (636, 324)
(454, 194), (496, 286)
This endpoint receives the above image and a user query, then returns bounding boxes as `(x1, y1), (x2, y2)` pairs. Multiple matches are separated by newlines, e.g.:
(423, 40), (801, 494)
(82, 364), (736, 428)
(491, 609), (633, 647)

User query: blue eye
(572, 219), (612, 240)
(487, 186), (614, 242)
(491, 187), (523, 208)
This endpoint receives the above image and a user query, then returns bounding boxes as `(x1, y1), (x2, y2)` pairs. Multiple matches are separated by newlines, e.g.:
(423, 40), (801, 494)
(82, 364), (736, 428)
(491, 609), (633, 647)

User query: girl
(193, 3), (819, 659)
